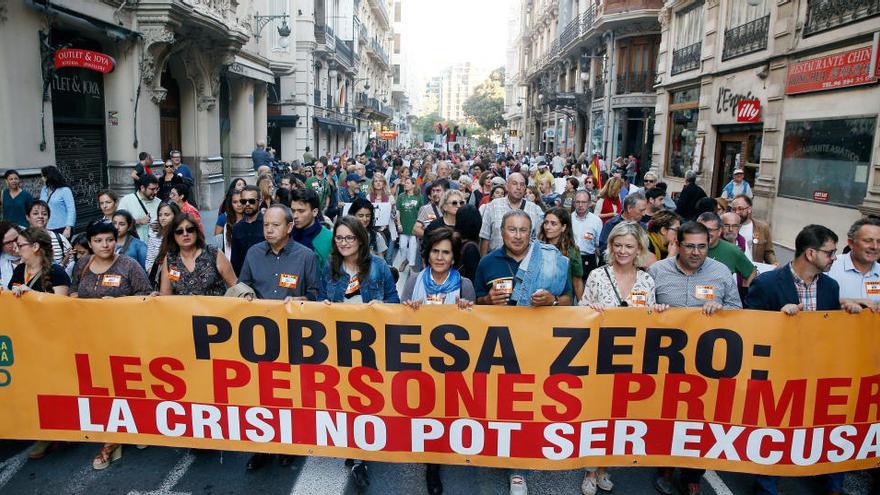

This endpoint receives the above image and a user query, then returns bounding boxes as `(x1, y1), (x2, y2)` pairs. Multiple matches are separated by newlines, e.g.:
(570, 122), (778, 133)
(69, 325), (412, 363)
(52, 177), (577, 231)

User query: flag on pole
(590, 153), (603, 189)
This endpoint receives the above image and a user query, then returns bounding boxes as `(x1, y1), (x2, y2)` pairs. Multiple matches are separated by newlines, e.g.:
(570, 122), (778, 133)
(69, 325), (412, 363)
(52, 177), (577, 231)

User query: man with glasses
(169, 150), (193, 182)
(648, 221), (741, 495)
(230, 185), (264, 275)
(238, 204), (318, 471)
(698, 212), (756, 301)
(731, 194), (776, 264)
(118, 175), (161, 242)
(571, 190), (603, 278)
(479, 173), (544, 255)
(747, 224), (860, 495)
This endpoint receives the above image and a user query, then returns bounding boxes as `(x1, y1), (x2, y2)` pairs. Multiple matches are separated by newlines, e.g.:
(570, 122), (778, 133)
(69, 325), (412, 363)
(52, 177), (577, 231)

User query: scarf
(648, 231), (668, 260)
(411, 267), (461, 305)
(292, 221), (323, 251)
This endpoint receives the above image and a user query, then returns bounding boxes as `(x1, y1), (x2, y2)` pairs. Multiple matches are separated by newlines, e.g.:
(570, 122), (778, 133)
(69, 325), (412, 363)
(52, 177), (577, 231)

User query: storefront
(663, 86), (700, 179)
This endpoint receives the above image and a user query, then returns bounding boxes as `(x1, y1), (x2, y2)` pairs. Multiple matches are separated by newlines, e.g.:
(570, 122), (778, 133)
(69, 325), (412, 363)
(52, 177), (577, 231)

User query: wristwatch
(552, 295), (559, 306)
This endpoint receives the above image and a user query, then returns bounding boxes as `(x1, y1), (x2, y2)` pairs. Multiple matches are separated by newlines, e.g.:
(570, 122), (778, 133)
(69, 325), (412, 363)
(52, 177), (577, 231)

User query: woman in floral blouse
(158, 213), (236, 296)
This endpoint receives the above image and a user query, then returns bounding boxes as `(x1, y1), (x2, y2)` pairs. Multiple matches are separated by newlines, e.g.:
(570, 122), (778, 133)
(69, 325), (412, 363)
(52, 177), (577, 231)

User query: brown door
(159, 71), (181, 160)
(713, 132), (760, 197)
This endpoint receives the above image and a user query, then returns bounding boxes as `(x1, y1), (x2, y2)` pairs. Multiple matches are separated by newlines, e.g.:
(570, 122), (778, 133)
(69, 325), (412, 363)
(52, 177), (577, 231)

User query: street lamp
(251, 12), (291, 43)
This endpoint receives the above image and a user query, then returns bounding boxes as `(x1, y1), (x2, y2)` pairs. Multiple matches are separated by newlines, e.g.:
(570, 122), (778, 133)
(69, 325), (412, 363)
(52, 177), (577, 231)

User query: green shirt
(305, 177), (329, 207)
(313, 226), (333, 277)
(708, 239), (756, 278)
(396, 193), (424, 235)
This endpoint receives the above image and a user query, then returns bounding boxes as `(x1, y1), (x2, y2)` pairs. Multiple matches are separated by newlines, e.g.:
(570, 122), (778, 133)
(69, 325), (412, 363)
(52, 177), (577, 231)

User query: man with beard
(731, 194), (776, 264)
(230, 185), (264, 275)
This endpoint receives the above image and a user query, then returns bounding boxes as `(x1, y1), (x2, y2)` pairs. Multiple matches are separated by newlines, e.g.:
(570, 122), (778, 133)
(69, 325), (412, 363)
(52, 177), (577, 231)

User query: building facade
(0, 0), (277, 226)
(652, 0), (880, 250)
(510, 0), (662, 167)
(438, 62), (491, 122)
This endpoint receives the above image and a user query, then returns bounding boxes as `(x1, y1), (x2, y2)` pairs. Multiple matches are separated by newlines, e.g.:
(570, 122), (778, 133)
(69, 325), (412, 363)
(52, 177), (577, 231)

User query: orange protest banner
(1, 292), (879, 475)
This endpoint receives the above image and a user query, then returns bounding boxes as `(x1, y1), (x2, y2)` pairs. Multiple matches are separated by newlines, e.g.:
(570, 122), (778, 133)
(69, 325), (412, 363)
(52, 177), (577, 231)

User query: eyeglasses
(681, 243), (709, 251)
(174, 226), (197, 235)
(241, 198), (258, 205)
(334, 235), (357, 244)
(812, 248), (837, 258)
(16, 242), (32, 249)
(644, 179), (656, 184)
(448, 201), (464, 206)
(3, 239), (17, 246)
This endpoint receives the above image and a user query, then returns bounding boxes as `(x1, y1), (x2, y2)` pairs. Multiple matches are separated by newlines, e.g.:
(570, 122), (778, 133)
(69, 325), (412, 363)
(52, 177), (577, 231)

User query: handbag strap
(603, 266), (626, 307)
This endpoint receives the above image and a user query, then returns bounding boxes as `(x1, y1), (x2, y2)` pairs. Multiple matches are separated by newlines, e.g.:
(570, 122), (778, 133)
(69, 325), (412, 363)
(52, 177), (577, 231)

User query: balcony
(804, 0), (880, 36)
(370, 38), (390, 68)
(336, 37), (354, 67)
(615, 71), (656, 94)
(368, 0), (391, 29)
(594, 75), (605, 99)
(356, 18), (368, 43)
(671, 41), (701, 75)
(314, 25), (336, 50)
(722, 14), (770, 61)
(314, 90), (322, 107)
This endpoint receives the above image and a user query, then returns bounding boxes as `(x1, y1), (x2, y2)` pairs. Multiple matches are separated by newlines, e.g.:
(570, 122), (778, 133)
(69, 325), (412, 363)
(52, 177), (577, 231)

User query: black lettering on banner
(239, 316), (281, 362)
(429, 325), (470, 372)
(192, 315), (232, 359)
(550, 327), (591, 376)
(475, 326), (520, 373)
(597, 327), (635, 374)
(336, 321), (378, 369)
(642, 328), (688, 374)
(696, 329), (744, 378)
(386, 324), (421, 371)
(288, 319), (329, 364)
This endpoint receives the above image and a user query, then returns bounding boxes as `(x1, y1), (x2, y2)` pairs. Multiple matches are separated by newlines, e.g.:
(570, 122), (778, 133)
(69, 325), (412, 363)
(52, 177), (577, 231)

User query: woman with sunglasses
(69, 220), (152, 470)
(112, 210), (148, 270)
(424, 189), (464, 238)
(25, 200), (71, 267)
(97, 189), (119, 222)
(158, 159), (183, 201)
(168, 183), (202, 232)
(7, 227), (70, 296)
(539, 207), (584, 302)
(146, 201), (181, 282)
(318, 215), (398, 490)
(159, 214), (236, 296)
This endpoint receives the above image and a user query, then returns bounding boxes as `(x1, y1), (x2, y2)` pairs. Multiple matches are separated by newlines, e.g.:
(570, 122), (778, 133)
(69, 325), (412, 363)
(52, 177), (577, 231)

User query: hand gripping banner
(1, 293), (879, 475)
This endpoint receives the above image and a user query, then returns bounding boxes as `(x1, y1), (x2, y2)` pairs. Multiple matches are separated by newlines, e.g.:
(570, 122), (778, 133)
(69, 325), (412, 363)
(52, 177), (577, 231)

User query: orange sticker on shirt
(695, 285), (715, 300)
(630, 291), (648, 307)
(101, 274), (122, 287)
(278, 273), (299, 289)
(493, 278), (513, 295)
(425, 293), (445, 305)
(345, 275), (360, 295)
(583, 232), (594, 241)
(168, 266), (181, 282)
(865, 281), (880, 296)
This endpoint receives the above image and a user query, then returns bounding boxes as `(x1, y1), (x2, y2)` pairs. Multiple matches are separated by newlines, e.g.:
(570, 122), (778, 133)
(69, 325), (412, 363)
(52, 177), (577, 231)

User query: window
(394, 2), (401, 23)
(672, 2), (703, 74)
(394, 33), (401, 54)
(778, 117), (874, 208)
(666, 87), (700, 178)
(393, 65), (401, 85)
(722, 0), (770, 60)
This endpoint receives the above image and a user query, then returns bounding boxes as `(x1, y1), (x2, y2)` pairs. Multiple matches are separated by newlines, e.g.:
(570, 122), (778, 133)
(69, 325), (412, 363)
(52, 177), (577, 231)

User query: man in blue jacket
(747, 224), (862, 495)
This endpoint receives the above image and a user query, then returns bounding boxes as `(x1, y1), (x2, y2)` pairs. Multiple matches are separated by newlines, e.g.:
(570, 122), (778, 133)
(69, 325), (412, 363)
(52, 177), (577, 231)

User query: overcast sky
(402, 0), (510, 100)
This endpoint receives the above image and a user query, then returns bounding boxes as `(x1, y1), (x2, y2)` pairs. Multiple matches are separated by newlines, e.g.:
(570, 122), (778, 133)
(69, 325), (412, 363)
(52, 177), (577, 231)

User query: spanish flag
(589, 154), (603, 189)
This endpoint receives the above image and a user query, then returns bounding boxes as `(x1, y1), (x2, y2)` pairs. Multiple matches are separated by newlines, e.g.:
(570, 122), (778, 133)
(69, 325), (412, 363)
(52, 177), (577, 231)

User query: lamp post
(251, 12), (291, 46)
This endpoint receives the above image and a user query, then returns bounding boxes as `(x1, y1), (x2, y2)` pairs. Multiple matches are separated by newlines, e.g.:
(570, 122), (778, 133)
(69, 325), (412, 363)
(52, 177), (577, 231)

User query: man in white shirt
(570, 190), (603, 278)
(551, 152), (566, 177)
(117, 175), (161, 242)
(479, 173), (544, 255)
(828, 216), (880, 311)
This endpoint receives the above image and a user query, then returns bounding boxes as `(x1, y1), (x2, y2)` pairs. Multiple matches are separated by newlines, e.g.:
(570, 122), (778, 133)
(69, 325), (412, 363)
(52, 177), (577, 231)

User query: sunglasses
(174, 226), (197, 235)
(241, 198), (258, 205)
(448, 200), (464, 206)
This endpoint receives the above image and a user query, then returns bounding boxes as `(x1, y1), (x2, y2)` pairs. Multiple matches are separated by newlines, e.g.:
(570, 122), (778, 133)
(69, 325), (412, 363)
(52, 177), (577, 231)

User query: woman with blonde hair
(368, 173), (398, 264)
(256, 174), (274, 212)
(595, 176), (623, 224)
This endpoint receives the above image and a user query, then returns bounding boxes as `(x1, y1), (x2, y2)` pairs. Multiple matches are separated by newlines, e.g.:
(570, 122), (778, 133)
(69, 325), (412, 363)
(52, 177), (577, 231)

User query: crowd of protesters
(1, 143), (879, 495)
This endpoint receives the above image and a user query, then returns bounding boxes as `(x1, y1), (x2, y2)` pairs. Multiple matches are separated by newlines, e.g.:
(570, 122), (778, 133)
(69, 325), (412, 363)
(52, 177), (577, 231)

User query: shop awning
(268, 115), (300, 128)
(227, 56), (275, 84)
(314, 116), (356, 132)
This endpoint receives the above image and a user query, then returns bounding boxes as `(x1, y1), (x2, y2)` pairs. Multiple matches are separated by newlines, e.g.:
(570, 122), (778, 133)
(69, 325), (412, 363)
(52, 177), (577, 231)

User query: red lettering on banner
(854, 374), (880, 422)
(348, 366), (384, 414)
(75, 353), (110, 396)
(815, 378), (853, 425)
(212, 359), (250, 403)
(611, 373), (656, 417)
(110, 356), (147, 398)
(541, 374), (583, 421)
(299, 364), (342, 409)
(743, 379), (807, 427)
(391, 370), (435, 416)
(498, 374), (535, 421)
(713, 378), (737, 423)
(258, 362), (293, 407)
(149, 357), (187, 400)
(444, 372), (487, 418)
(661, 374), (708, 420)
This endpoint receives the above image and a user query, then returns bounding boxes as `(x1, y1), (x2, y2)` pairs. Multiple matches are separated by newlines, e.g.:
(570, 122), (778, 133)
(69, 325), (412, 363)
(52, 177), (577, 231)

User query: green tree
(462, 67), (505, 131)
(413, 111), (446, 142)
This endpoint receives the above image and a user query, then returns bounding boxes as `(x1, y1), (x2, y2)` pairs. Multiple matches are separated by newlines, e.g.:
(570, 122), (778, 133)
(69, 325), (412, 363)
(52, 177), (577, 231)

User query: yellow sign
(1, 293), (879, 475)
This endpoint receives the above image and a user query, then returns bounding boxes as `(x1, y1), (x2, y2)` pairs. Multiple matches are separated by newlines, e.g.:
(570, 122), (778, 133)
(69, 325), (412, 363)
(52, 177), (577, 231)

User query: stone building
(651, 0), (880, 249)
(508, 0), (663, 166)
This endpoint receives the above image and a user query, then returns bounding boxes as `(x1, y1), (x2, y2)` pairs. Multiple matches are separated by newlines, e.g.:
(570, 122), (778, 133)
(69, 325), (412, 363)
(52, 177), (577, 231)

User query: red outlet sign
(53, 48), (116, 74)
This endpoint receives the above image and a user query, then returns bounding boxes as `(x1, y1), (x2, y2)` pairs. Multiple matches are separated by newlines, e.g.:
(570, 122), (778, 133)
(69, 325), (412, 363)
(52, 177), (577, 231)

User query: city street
(0, 440), (877, 494)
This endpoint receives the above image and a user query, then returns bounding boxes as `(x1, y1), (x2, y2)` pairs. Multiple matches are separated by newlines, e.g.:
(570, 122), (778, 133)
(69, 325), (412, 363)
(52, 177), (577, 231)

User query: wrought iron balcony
(314, 25), (335, 50)
(671, 41), (701, 75)
(594, 75), (605, 99)
(370, 38), (390, 67)
(560, 16), (579, 48)
(722, 14), (770, 61)
(336, 37), (354, 67)
(615, 71), (656, 94)
(804, 0), (880, 36)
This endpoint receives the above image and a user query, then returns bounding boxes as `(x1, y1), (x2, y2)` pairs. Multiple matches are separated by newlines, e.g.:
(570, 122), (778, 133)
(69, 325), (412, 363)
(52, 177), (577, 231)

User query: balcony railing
(560, 16), (579, 48)
(314, 25), (335, 50)
(722, 14), (770, 61)
(804, 0), (880, 36)
(671, 41), (701, 75)
(314, 90), (322, 107)
(615, 71), (656, 94)
(336, 37), (354, 67)
(594, 75), (605, 99)
(370, 38), (389, 66)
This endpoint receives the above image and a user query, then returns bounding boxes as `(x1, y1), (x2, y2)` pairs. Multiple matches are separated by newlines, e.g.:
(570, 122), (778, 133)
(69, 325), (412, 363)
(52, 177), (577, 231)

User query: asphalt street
(0, 440), (877, 495)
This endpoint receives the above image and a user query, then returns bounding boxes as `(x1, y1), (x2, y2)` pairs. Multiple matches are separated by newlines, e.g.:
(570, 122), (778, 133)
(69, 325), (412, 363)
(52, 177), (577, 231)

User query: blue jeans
(755, 473), (843, 494)
(384, 237), (397, 267)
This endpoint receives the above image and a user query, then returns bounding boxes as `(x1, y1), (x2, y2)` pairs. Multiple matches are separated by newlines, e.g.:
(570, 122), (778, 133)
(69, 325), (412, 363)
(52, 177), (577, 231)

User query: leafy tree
(463, 67), (505, 131)
(413, 112), (443, 142)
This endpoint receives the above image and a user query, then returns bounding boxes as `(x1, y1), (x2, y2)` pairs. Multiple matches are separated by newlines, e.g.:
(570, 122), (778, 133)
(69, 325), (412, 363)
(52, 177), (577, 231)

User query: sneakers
(653, 469), (675, 495)
(582, 471), (614, 494)
(596, 471), (614, 491)
(581, 474), (598, 495)
(510, 473), (528, 495)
